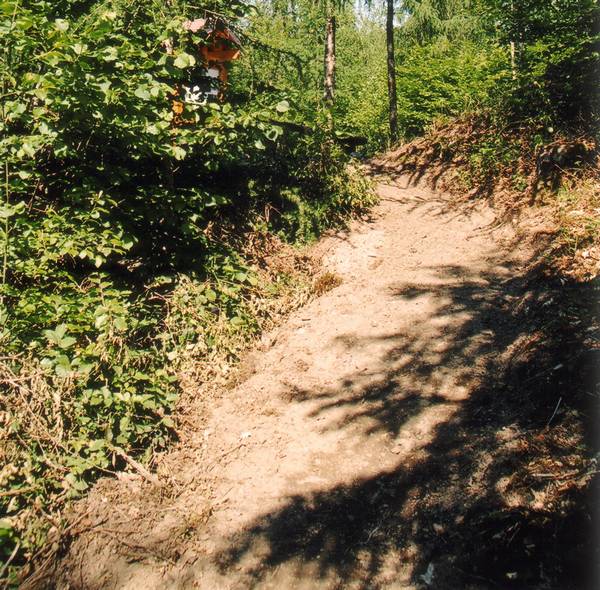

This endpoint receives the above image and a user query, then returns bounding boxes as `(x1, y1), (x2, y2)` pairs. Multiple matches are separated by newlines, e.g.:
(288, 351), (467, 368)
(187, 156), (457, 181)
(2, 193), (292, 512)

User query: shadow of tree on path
(215, 263), (599, 589)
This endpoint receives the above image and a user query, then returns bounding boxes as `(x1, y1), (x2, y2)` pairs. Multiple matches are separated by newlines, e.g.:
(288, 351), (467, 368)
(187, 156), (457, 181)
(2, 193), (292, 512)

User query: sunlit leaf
(173, 53), (196, 69)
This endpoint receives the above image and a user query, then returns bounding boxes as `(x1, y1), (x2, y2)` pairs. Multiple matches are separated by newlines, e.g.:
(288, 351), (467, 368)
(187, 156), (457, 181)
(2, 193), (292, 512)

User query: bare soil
(31, 176), (598, 590)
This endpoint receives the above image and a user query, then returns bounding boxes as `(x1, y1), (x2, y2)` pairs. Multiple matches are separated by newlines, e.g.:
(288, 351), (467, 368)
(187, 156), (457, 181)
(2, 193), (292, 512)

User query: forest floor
(31, 174), (597, 590)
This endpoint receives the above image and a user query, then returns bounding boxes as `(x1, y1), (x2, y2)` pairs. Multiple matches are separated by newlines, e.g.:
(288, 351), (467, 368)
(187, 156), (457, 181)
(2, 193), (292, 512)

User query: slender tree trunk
(510, 40), (516, 79)
(323, 8), (336, 105)
(386, 0), (398, 144)
(509, 1), (518, 79)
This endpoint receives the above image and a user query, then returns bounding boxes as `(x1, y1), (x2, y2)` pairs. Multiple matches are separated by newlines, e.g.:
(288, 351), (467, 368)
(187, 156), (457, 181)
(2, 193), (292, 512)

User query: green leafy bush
(0, 0), (374, 574)
(393, 39), (508, 139)
(483, 0), (600, 127)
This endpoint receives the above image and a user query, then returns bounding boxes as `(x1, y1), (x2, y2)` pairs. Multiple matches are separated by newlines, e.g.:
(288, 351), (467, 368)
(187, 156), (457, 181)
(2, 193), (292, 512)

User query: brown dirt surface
(29, 176), (598, 590)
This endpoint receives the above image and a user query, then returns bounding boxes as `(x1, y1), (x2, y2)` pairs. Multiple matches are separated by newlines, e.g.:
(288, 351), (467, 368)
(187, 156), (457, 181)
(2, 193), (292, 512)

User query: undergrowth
(0, 0), (375, 579)
(549, 176), (600, 281)
(0, 169), (374, 582)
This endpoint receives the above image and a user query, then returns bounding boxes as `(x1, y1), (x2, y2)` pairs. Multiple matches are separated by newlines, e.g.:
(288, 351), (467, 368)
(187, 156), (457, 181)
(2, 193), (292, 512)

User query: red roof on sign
(182, 18), (207, 32)
(182, 17), (242, 47)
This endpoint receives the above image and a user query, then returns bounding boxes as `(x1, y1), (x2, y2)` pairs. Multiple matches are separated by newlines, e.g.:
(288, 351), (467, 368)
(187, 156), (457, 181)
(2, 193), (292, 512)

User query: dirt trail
(53, 178), (540, 590)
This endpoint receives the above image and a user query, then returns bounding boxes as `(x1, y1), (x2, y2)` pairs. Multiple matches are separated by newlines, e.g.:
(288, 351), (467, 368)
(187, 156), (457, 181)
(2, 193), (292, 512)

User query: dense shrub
(0, 0), (374, 570)
(483, 0), (600, 128)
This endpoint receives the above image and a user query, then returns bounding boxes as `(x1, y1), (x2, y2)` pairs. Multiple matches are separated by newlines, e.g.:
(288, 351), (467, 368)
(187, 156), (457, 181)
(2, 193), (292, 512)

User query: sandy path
(54, 178), (533, 590)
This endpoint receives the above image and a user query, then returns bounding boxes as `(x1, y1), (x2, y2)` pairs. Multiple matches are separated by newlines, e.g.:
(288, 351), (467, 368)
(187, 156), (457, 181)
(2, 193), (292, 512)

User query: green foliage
(239, 0), (598, 150)
(401, 0), (482, 44)
(229, 0), (325, 121)
(247, 126), (376, 241)
(482, 0), (600, 127)
(334, 13), (389, 151)
(393, 39), (507, 139)
(0, 0), (374, 574)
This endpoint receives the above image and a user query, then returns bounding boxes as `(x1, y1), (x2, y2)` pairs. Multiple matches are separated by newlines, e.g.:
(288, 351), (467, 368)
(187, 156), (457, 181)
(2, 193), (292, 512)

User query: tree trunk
(510, 40), (517, 79)
(509, 1), (517, 79)
(386, 0), (398, 144)
(323, 10), (336, 105)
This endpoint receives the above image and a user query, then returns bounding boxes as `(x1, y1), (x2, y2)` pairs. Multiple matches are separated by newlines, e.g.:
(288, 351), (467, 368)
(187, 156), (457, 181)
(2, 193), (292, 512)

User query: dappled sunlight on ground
(49, 180), (598, 590)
